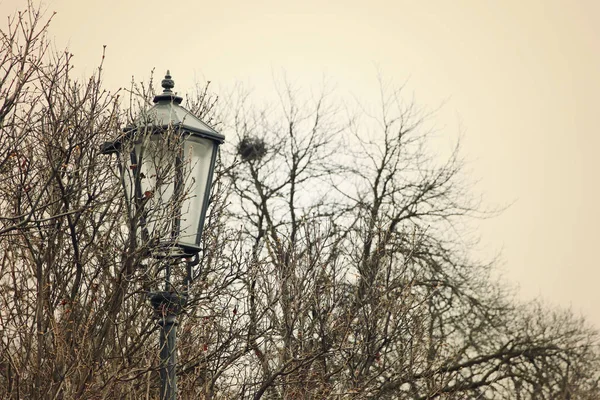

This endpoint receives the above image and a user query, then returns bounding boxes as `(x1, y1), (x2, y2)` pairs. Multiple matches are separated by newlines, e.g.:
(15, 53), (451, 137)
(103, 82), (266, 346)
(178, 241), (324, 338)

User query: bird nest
(237, 136), (267, 162)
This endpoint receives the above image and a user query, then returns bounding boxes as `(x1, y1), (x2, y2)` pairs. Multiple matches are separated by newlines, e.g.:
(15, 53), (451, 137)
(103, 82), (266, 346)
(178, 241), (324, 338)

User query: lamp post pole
(150, 290), (186, 400)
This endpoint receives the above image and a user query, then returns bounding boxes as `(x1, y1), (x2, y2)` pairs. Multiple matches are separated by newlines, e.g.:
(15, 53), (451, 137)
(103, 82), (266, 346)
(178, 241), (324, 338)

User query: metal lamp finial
(153, 70), (182, 104)
(161, 70), (175, 94)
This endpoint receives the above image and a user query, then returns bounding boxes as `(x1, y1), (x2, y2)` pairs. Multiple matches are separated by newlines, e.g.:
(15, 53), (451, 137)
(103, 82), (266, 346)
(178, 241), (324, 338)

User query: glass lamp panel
(134, 133), (177, 246)
(178, 135), (216, 248)
(121, 150), (136, 209)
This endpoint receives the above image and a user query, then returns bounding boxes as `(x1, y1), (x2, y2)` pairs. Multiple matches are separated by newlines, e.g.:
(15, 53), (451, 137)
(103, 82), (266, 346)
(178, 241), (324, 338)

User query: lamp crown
(153, 70), (182, 104)
(161, 71), (175, 94)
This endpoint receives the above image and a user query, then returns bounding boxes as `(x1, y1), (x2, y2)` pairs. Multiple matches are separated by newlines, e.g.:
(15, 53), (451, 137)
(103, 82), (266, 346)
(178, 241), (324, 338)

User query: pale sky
(2, 0), (599, 326)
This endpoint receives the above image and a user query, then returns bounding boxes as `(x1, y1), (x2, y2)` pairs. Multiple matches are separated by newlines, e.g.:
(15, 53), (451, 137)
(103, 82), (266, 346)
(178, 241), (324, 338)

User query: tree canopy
(0, 4), (598, 399)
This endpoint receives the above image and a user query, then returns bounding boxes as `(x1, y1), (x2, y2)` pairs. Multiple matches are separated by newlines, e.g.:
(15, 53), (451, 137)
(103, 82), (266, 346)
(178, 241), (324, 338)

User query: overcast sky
(2, 0), (599, 326)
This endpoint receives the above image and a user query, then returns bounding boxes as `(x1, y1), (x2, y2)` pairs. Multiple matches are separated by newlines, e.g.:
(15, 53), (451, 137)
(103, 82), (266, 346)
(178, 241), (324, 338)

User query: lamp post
(102, 71), (224, 400)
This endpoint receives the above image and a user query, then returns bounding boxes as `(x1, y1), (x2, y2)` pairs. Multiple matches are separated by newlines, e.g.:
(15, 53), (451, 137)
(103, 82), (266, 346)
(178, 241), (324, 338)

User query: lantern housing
(105, 71), (224, 256)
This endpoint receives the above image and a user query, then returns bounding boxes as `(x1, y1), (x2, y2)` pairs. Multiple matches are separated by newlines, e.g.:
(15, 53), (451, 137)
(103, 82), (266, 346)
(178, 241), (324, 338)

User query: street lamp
(102, 71), (224, 400)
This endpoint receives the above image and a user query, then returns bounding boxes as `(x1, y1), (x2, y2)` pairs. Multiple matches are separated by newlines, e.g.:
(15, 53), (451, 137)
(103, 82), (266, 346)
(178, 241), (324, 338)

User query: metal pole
(159, 313), (178, 400)
(150, 292), (186, 400)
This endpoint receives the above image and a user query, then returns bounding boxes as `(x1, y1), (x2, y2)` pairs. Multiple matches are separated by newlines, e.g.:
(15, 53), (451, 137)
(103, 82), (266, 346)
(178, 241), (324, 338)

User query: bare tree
(218, 74), (600, 399)
(0, 3), (598, 399)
